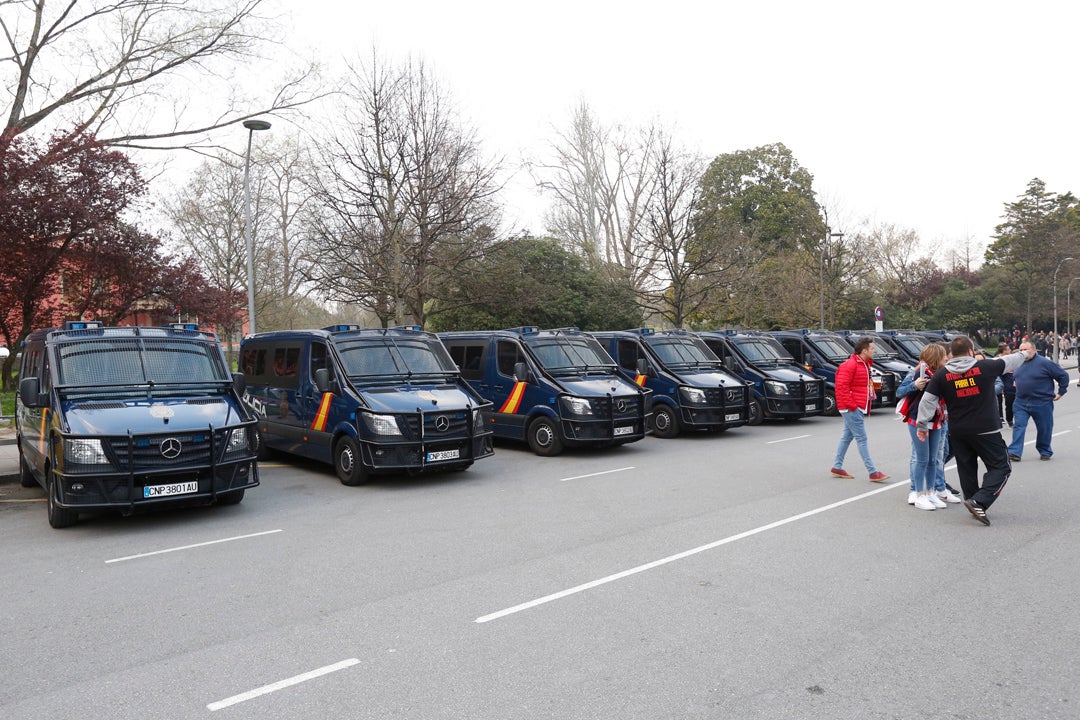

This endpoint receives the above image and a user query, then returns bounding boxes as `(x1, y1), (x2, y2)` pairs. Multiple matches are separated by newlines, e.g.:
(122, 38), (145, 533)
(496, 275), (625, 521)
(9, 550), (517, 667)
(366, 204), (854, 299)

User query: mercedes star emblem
(160, 438), (182, 459)
(434, 415), (450, 432)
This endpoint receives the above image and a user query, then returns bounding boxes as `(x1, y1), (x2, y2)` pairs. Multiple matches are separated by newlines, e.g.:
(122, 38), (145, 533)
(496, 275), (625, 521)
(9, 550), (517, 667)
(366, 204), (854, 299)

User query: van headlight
(764, 380), (790, 396)
(225, 431), (248, 453)
(679, 387), (707, 404)
(473, 408), (487, 431)
(560, 396), (594, 416)
(65, 438), (108, 465)
(361, 412), (403, 437)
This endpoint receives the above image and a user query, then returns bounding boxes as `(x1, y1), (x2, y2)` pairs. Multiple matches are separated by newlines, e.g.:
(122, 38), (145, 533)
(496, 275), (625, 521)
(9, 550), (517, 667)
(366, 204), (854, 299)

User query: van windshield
(731, 337), (794, 364)
(809, 337), (852, 362)
(336, 337), (458, 379)
(644, 336), (720, 368)
(524, 336), (615, 373)
(55, 337), (229, 389)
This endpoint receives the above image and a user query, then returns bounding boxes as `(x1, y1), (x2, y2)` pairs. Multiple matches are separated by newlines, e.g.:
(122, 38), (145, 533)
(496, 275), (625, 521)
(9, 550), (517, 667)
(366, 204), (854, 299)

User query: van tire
(217, 489), (245, 505)
(824, 390), (839, 416)
(19, 452), (38, 488)
(255, 428), (274, 461)
(747, 398), (764, 426)
(527, 416), (564, 456)
(652, 404), (680, 438)
(334, 436), (369, 485)
(46, 474), (78, 529)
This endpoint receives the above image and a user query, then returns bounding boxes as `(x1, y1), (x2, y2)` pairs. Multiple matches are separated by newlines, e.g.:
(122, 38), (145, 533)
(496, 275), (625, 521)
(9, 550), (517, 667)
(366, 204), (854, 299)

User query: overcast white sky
(285, 0), (1079, 254)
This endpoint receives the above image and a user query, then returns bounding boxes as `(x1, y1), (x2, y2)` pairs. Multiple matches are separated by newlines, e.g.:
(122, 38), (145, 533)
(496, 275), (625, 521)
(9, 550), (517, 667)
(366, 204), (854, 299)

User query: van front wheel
(47, 474), (78, 529)
(527, 417), (564, 456)
(652, 404), (680, 438)
(19, 452), (38, 488)
(334, 436), (370, 486)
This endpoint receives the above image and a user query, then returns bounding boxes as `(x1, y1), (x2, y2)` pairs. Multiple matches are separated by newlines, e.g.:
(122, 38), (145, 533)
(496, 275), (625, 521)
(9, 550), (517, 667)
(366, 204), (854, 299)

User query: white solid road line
(207, 658), (360, 711)
(105, 529), (283, 564)
(560, 467), (635, 482)
(475, 480), (906, 624)
(766, 434), (811, 444)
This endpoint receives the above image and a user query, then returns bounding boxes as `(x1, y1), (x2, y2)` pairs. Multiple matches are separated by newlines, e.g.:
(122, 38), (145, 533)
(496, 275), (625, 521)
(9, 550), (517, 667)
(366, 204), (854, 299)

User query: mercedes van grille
(106, 430), (228, 468)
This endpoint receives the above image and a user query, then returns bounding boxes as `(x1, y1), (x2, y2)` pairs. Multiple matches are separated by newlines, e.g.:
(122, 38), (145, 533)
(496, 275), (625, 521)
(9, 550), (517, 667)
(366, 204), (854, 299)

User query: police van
(590, 328), (750, 438)
(696, 330), (825, 425)
(438, 327), (650, 456)
(16, 321), (259, 528)
(767, 329), (896, 416)
(240, 325), (493, 485)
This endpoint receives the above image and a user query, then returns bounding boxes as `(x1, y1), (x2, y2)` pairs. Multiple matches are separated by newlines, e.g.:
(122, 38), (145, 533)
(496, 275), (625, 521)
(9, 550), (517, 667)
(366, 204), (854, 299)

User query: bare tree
(530, 102), (659, 291)
(308, 52), (501, 327)
(1, 0), (320, 147)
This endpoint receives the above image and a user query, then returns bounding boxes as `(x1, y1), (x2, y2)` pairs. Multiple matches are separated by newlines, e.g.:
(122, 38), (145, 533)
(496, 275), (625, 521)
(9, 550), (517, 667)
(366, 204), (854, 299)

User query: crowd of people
(828, 333), (1070, 526)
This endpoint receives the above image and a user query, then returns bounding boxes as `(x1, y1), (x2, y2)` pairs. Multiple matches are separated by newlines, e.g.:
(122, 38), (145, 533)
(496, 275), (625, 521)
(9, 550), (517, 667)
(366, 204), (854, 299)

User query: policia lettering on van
(768, 329), (896, 416)
(438, 327), (650, 456)
(16, 321), (259, 528)
(590, 328), (750, 438)
(696, 330), (825, 425)
(241, 325), (493, 485)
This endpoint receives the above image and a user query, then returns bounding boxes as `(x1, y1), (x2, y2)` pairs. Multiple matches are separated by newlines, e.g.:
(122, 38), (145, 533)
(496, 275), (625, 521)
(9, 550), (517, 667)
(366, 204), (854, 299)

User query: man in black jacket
(916, 336), (1030, 526)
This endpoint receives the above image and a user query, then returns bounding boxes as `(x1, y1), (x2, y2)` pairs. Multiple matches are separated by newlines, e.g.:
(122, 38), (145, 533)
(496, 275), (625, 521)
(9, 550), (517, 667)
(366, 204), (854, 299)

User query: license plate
(725, 413), (741, 421)
(426, 449), (460, 461)
(613, 425), (634, 436)
(881, 395), (891, 403)
(144, 481), (198, 498)
(806, 404), (817, 411)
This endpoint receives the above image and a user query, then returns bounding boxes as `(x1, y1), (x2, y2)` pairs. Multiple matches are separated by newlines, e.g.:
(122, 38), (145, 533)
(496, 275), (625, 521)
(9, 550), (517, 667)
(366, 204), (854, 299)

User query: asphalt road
(3, 398), (1080, 720)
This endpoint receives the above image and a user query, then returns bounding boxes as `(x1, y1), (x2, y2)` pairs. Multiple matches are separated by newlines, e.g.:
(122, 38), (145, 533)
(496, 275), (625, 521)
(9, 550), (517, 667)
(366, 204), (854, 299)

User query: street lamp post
(819, 230), (844, 329)
(243, 119), (271, 335)
(1067, 277), (1080, 338)
(1053, 257), (1074, 363)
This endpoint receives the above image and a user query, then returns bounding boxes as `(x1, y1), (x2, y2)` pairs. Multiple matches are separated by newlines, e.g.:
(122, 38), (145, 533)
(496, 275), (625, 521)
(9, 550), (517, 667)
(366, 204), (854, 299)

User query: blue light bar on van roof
(324, 324), (362, 333)
(391, 325), (423, 332)
(170, 323), (199, 331)
(508, 326), (539, 334)
(63, 320), (103, 330)
(636, 327), (655, 335)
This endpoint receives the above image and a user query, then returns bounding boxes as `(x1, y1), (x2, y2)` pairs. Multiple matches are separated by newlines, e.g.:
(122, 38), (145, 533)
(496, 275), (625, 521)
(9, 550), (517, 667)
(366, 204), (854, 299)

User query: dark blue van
(768, 329), (896, 416)
(696, 330), (825, 425)
(590, 328), (750, 438)
(16, 321), (259, 528)
(840, 331), (915, 390)
(438, 327), (650, 455)
(241, 325), (494, 485)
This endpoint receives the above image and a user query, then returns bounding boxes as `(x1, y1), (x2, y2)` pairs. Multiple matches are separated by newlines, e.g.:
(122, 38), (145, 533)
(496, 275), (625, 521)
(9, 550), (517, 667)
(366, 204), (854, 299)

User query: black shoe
(964, 499), (991, 526)
(945, 483), (960, 496)
(1040, 454), (1052, 461)
(1008, 454), (1021, 462)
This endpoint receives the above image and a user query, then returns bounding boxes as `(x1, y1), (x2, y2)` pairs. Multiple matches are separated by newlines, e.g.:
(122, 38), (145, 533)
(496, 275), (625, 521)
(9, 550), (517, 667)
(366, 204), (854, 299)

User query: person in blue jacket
(1007, 340), (1070, 461)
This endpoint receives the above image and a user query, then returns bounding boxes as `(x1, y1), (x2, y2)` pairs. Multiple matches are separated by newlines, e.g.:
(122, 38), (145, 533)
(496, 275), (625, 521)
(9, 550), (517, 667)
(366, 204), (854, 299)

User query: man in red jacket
(830, 336), (890, 482)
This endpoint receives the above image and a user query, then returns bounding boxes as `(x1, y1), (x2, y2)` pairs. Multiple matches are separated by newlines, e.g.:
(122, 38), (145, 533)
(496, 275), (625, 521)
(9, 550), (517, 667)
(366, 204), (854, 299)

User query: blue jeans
(833, 410), (877, 474)
(909, 428), (948, 493)
(907, 424), (942, 493)
(1008, 399), (1055, 458)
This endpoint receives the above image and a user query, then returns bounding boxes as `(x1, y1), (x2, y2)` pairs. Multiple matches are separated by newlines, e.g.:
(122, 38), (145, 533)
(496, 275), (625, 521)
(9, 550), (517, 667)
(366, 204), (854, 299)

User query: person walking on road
(1007, 340), (1070, 461)
(916, 336), (1027, 526)
(830, 336), (890, 482)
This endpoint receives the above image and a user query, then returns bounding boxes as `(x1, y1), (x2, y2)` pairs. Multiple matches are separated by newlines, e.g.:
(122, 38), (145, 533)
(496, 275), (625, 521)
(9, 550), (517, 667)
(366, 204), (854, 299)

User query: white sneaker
(907, 491), (917, 505)
(928, 493), (948, 509)
(937, 490), (962, 504)
(914, 494), (937, 511)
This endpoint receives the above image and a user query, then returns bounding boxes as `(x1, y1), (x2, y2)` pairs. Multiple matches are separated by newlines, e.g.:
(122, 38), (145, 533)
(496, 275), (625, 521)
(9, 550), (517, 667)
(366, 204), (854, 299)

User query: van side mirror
(18, 376), (43, 408)
(723, 356), (736, 372)
(232, 372), (246, 395)
(313, 367), (330, 393)
(804, 356), (814, 368)
(635, 358), (649, 376)
(513, 361), (532, 384)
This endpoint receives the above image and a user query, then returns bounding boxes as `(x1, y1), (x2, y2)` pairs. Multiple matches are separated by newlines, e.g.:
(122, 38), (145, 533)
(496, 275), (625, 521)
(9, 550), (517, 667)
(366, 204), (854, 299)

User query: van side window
(780, 339), (802, 362)
(268, 346), (301, 389)
(310, 342), (331, 380)
(615, 340), (641, 373)
(241, 345), (266, 379)
(496, 340), (524, 377)
(448, 343), (485, 380)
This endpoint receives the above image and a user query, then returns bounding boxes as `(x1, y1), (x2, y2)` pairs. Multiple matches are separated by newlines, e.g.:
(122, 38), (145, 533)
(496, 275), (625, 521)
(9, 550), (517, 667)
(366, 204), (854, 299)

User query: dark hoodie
(916, 352), (1026, 435)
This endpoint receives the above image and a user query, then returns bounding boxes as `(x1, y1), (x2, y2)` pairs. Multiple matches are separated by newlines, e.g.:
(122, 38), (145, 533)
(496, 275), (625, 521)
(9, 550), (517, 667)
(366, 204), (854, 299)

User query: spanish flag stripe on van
(499, 382), (527, 414)
(634, 374), (647, 386)
(310, 392), (333, 431)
